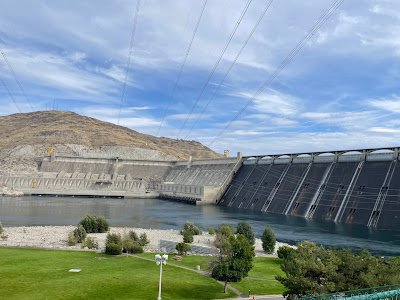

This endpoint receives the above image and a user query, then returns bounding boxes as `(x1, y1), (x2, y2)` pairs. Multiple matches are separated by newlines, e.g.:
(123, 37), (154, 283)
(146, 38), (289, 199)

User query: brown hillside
(0, 111), (222, 159)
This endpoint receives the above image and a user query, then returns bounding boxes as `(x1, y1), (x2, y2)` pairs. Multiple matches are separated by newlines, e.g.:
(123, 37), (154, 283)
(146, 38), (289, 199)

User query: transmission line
(0, 77), (22, 113)
(175, 0), (253, 139)
(0, 46), (34, 111)
(207, 0), (345, 147)
(183, 0), (274, 140)
(117, 0), (141, 125)
(156, 0), (208, 136)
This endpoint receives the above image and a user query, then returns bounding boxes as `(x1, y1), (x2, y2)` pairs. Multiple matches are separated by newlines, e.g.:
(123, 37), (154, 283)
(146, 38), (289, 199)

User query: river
(0, 196), (399, 256)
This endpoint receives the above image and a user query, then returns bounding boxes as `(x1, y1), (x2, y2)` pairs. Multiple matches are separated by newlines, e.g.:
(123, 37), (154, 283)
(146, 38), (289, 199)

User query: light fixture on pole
(155, 254), (168, 300)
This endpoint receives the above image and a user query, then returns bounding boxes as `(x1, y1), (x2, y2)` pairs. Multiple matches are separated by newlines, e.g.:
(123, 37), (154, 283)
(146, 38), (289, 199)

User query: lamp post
(155, 254), (168, 300)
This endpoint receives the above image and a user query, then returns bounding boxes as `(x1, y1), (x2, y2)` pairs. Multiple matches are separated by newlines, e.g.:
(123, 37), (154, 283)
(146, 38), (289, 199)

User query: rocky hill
(0, 111), (223, 175)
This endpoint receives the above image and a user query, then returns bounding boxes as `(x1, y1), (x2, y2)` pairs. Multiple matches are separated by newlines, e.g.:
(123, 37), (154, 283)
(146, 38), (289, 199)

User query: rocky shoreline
(0, 226), (293, 257)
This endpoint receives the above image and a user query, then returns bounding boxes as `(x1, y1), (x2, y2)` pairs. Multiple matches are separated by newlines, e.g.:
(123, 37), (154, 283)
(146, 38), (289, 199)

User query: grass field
(0, 248), (236, 300)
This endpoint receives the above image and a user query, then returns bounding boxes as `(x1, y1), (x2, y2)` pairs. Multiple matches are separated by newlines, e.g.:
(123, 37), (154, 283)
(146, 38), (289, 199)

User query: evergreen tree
(261, 227), (276, 253)
(236, 221), (255, 245)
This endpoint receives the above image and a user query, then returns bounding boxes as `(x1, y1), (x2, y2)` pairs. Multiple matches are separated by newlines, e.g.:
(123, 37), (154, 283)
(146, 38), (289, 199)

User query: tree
(210, 234), (255, 293)
(183, 221), (202, 235)
(182, 230), (193, 243)
(139, 233), (150, 247)
(106, 232), (122, 245)
(176, 242), (191, 255)
(128, 230), (139, 241)
(276, 242), (340, 299)
(73, 224), (87, 243)
(216, 224), (234, 237)
(236, 221), (255, 245)
(277, 246), (294, 259)
(78, 214), (109, 233)
(261, 227), (276, 253)
(276, 242), (400, 299)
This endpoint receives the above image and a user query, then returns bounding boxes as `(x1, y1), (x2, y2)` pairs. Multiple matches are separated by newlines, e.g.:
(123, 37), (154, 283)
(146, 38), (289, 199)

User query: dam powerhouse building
(1, 146), (400, 231)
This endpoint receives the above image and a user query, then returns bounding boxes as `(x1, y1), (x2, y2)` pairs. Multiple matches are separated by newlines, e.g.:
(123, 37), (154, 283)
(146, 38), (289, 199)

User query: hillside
(0, 111), (222, 160)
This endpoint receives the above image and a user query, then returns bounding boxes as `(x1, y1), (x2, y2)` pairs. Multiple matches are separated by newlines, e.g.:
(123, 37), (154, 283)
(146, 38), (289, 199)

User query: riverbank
(0, 226), (293, 257)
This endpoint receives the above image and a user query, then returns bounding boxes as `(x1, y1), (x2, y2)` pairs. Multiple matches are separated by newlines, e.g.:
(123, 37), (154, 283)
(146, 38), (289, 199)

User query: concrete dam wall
(2, 153), (240, 202)
(218, 147), (400, 231)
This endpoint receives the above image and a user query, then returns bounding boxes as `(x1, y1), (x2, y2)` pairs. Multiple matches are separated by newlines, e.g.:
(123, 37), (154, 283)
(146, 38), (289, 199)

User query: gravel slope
(0, 226), (294, 257)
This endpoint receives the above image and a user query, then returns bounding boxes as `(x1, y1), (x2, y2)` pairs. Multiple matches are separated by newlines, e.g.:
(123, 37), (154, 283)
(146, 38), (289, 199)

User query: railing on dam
(299, 284), (400, 300)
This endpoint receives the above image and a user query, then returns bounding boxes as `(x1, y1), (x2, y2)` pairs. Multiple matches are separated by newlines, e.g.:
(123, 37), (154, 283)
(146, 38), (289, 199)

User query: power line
(0, 77), (22, 113)
(156, 0), (208, 136)
(117, 0), (141, 125)
(176, 0), (253, 139)
(0, 46), (34, 111)
(184, 0), (274, 140)
(207, 0), (345, 147)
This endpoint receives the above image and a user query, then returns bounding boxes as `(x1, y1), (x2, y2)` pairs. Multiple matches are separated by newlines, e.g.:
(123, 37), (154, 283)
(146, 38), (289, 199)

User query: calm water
(1, 196), (399, 257)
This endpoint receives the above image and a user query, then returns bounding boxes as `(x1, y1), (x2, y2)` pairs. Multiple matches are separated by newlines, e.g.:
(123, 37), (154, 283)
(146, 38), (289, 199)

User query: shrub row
(79, 214), (109, 233)
(104, 231), (150, 255)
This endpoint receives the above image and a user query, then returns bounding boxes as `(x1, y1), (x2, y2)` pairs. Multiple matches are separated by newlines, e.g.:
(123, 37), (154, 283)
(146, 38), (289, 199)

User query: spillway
(218, 147), (400, 231)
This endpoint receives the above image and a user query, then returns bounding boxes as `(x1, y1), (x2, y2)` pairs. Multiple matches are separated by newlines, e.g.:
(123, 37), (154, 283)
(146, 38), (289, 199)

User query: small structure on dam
(218, 147), (400, 231)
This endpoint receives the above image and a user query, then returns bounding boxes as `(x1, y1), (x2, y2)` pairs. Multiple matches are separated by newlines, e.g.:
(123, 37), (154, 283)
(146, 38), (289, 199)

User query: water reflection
(0, 196), (399, 256)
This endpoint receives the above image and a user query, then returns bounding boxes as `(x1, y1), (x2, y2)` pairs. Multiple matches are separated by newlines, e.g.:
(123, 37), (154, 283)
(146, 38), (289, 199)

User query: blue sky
(1, 0), (400, 156)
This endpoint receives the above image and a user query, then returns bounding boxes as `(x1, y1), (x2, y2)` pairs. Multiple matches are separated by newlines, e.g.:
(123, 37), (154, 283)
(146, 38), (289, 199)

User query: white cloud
(233, 88), (301, 116)
(166, 113), (209, 120)
(300, 111), (378, 130)
(367, 127), (400, 134)
(368, 95), (400, 113)
(228, 130), (266, 136)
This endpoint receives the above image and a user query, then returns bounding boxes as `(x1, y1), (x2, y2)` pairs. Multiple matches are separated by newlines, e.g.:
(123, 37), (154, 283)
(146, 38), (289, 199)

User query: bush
(139, 233), (150, 247)
(236, 221), (255, 245)
(216, 224), (234, 237)
(73, 225), (87, 243)
(208, 227), (215, 235)
(78, 214), (109, 233)
(277, 245), (294, 259)
(261, 227), (276, 253)
(182, 229), (194, 243)
(67, 232), (77, 246)
(128, 230), (139, 241)
(0, 221), (3, 234)
(122, 239), (143, 254)
(105, 243), (122, 255)
(82, 237), (99, 249)
(106, 232), (122, 245)
(183, 221), (202, 235)
(176, 242), (191, 255)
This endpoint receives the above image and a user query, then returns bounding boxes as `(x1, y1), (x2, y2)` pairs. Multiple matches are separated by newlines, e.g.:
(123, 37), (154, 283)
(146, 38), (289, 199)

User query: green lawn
(135, 253), (287, 296)
(135, 253), (213, 271)
(230, 279), (286, 295)
(0, 248), (235, 300)
(248, 257), (285, 279)
(229, 257), (286, 295)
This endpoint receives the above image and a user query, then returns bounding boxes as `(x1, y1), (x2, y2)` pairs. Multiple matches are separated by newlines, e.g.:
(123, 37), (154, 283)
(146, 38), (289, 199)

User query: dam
(1, 147), (399, 231)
